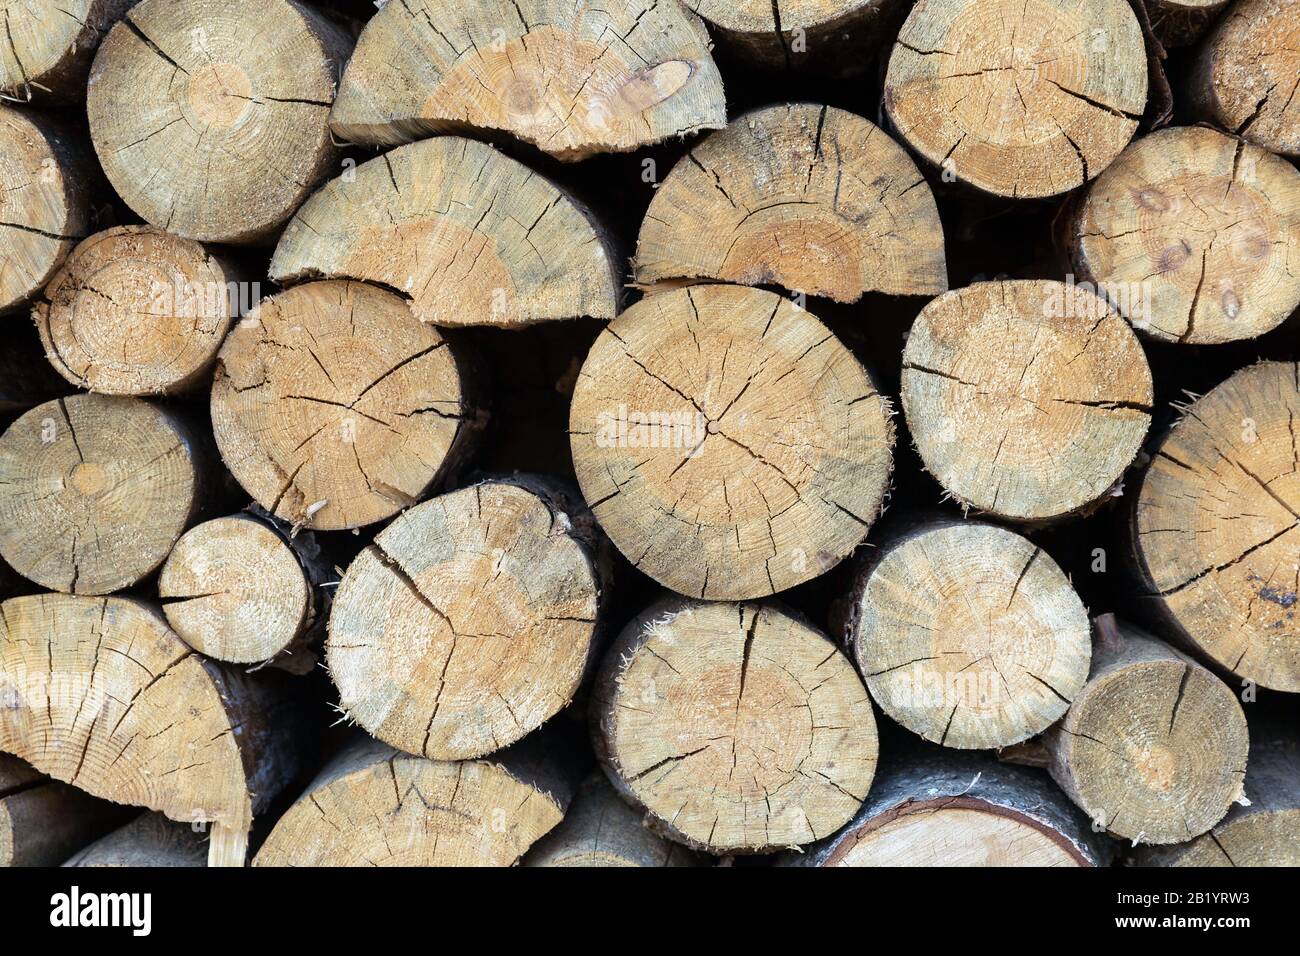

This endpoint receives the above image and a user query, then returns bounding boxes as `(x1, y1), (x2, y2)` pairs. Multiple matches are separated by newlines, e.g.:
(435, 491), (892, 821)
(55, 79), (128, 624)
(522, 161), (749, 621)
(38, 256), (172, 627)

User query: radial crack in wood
(0, 0), (137, 102)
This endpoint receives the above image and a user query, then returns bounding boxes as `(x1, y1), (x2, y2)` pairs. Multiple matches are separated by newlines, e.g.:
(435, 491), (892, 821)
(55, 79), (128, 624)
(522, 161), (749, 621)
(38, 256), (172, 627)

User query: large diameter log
(1042, 616), (1249, 845)
(1, 753), (133, 866)
(1130, 361), (1300, 692)
(210, 280), (485, 531)
(1145, 0), (1231, 47)
(34, 225), (250, 395)
(0, 594), (310, 866)
(883, 0), (1146, 198)
(86, 0), (355, 243)
(901, 280), (1152, 522)
(0, 106), (98, 313)
(592, 598), (878, 854)
(524, 773), (703, 867)
(64, 811), (208, 867)
(0, 1), (136, 102)
(330, 0), (726, 160)
(0, 394), (211, 594)
(570, 284), (893, 600)
(845, 519), (1091, 750)
(634, 104), (947, 302)
(253, 734), (577, 866)
(327, 476), (610, 760)
(1065, 127), (1300, 345)
(270, 136), (620, 328)
(1190, 0), (1299, 158)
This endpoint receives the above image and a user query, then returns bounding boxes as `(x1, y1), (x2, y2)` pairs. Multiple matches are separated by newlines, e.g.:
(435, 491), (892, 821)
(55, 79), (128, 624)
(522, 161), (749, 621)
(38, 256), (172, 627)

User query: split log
(1190, 0), (1299, 158)
(0, 593), (310, 866)
(63, 811), (208, 867)
(524, 773), (702, 867)
(0, 106), (99, 313)
(34, 225), (250, 395)
(900, 280), (1152, 522)
(844, 519), (1091, 750)
(210, 279), (485, 531)
(1065, 126), (1300, 345)
(0, 0), (136, 102)
(330, 0), (726, 160)
(634, 104), (947, 302)
(1, 753), (133, 866)
(569, 284), (893, 600)
(0, 394), (211, 594)
(1145, 0), (1231, 47)
(327, 476), (610, 760)
(252, 734), (576, 866)
(883, 0), (1147, 198)
(786, 746), (1112, 866)
(1042, 616), (1249, 845)
(86, 0), (355, 243)
(591, 597), (878, 854)
(158, 511), (331, 672)
(269, 136), (620, 327)
(1130, 360), (1300, 693)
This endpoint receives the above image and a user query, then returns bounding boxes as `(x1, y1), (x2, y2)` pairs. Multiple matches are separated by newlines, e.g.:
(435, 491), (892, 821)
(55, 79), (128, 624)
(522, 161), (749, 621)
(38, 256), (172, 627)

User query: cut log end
(570, 284), (893, 600)
(901, 279), (1152, 522)
(0, 753), (133, 866)
(0, 0), (136, 102)
(635, 104), (947, 302)
(593, 598), (877, 855)
(884, 0), (1146, 198)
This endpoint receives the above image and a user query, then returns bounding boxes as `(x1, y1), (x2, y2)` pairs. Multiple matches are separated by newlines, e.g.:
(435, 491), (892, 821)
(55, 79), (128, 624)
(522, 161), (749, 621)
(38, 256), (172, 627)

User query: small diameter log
(524, 772), (703, 867)
(0, 394), (209, 594)
(592, 597), (878, 854)
(1043, 616), (1249, 845)
(901, 280), (1152, 522)
(86, 0), (355, 243)
(1145, 0), (1231, 47)
(570, 284), (893, 600)
(270, 136), (620, 328)
(0, 594), (310, 866)
(328, 476), (609, 760)
(1, 753), (133, 866)
(330, 0), (726, 160)
(0, 106), (98, 313)
(34, 225), (250, 395)
(1066, 127), (1300, 345)
(845, 519), (1091, 750)
(883, 0), (1147, 198)
(64, 811), (208, 867)
(159, 511), (331, 671)
(634, 104), (947, 302)
(787, 747), (1112, 866)
(1130, 361), (1300, 692)
(0, 0), (136, 102)
(210, 279), (484, 531)
(252, 734), (576, 866)
(1190, 0), (1299, 158)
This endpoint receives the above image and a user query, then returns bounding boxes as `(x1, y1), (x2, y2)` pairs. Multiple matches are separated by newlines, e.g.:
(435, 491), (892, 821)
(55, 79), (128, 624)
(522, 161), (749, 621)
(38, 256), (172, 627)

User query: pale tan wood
(330, 0), (726, 160)
(86, 0), (355, 243)
(327, 476), (609, 760)
(210, 279), (484, 531)
(883, 0), (1147, 198)
(63, 811), (208, 867)
(901, 279), (1152, 522)
(1145, 0), (1231, 47)
(569, 284), (893, 599)
(1067, 127), (1300, 344)
(1190, 0), (1300, 158)
(1043, 616), (1249, 846)
(1131, 360), (1300, 693)
(0, 593), (309, 866)
(635, 104), (947, 302)
(846, 519), (1091, 750)
(0, 394), (208, 594)
(592, 597), (878, 854)
(0, 752), (132, 866)
(34, 225), (247, 394)
(270, 135), (620, 328)
(0, 0), (137, 102)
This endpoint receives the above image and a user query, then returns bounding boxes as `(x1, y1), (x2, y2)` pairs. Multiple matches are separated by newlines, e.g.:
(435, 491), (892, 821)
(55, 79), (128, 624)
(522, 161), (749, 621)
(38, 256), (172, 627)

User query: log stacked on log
(64, 811), (209, 867)
(1, 753), (132, 866)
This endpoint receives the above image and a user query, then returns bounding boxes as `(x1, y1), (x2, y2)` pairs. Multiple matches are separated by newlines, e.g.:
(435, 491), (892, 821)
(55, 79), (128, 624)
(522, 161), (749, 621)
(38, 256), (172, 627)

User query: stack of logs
(0, 0), (1296, 868)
